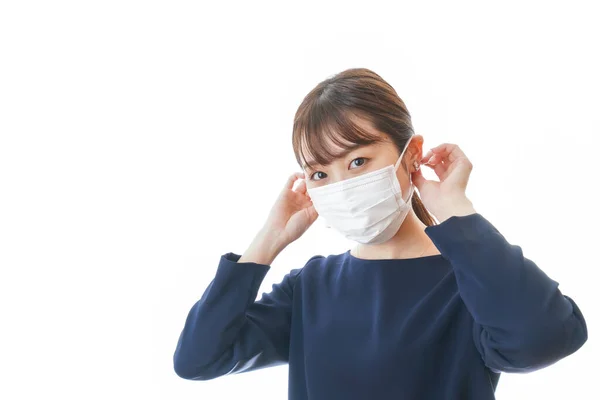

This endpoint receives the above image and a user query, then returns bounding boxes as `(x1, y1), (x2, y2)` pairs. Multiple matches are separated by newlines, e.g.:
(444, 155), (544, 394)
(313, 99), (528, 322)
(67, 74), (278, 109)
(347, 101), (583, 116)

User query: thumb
(449, 157), (472, 190)
(307, 203), (319, 221)
(411, 168), (426, 190)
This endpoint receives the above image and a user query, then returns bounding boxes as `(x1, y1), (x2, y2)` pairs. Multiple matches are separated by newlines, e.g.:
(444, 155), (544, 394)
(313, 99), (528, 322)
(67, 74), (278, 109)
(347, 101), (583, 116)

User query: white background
(1, 1), (598, 399)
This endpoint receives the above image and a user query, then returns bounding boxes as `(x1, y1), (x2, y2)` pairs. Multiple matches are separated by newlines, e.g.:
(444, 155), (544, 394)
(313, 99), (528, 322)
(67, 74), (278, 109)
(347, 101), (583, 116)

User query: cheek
(394, 168), (411, 191)
(304, 176), (318, 191)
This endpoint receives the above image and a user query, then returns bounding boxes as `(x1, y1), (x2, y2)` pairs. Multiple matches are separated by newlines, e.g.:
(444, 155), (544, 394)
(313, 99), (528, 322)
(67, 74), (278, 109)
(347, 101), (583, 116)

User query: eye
(349, 157), (368, 169)
(309, 157), (368, 181)
(310, 171), (327, 181)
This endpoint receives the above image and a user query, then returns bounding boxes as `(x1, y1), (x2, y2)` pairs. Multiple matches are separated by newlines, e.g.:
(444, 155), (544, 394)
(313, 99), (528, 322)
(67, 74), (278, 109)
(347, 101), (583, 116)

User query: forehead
(298, 113), (391, 170)
(300, 135), (347, 161)
(300, 133), (388, 170)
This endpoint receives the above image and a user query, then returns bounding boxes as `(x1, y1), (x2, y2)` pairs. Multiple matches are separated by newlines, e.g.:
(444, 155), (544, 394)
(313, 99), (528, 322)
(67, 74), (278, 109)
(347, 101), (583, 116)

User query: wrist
(258, 226), (287, 252)
(238, 227), (284, 266)
(435, 197), (477, 223)
(255, 227), (286, 260)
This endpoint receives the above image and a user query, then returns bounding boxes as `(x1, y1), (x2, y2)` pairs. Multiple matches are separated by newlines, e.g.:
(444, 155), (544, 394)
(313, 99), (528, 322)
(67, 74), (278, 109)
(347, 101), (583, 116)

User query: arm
(424, 213), (588, 373)
(172, 251), (307, 380)
(172, 170), (319, 380)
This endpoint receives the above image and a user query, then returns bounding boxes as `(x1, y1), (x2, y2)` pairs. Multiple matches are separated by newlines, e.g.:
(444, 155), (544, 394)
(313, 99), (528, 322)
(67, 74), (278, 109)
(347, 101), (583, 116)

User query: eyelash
(310, 157), (369, 181)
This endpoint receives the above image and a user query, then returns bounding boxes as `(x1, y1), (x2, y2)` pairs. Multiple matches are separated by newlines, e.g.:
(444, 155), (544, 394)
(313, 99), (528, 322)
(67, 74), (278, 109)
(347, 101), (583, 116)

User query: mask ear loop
(394, 134), (415, 170)
(394, 135), (416, 204)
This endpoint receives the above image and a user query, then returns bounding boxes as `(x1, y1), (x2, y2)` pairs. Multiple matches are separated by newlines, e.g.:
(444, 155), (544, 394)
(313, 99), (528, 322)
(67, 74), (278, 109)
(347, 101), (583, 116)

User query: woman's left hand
(411, 143), (477, 223)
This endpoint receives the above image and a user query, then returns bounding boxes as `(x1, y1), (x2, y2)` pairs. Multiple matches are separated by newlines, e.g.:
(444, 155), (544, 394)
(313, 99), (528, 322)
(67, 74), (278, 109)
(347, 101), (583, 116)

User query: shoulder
(289, 254), (326, 280)
(293, 251), (348, 282)
(304, 251), (347, 270)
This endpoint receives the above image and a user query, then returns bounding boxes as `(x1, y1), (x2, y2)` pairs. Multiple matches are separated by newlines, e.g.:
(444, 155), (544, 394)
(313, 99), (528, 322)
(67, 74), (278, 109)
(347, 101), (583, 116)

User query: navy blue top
(173, 213), (588, 399)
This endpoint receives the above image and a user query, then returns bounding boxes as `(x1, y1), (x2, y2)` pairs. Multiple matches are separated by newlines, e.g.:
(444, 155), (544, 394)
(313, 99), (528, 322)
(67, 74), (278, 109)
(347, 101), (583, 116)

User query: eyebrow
(301, 143), (365, 170)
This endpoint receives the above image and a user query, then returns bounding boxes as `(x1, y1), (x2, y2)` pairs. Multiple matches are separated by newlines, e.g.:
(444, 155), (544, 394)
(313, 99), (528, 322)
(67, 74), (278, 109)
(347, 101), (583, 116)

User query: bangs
(294, 106), (386, 171)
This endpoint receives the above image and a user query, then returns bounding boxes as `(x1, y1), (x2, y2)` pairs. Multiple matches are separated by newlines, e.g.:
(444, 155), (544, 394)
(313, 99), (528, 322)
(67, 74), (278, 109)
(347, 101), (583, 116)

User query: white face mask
(306, 135), (416, 244)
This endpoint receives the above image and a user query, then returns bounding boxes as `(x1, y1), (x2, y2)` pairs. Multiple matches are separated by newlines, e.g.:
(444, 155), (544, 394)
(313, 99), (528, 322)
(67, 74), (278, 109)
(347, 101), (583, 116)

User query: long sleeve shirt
(173, 213), (588, 399)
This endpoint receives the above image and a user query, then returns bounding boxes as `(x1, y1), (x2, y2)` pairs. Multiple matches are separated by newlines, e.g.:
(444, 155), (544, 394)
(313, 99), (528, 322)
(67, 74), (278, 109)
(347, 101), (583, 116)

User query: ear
(406, 134), (425, 172)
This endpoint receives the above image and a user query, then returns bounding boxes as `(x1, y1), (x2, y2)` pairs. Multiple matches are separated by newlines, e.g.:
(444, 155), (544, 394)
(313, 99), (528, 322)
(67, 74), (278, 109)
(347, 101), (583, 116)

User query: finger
(423, 147), (448, 165)
(411, 168), (427, 190)
(444, 157), (473, 189)
(285, 172), (305, 190)
(421, 149), (434, 164)
(307, 203), (319, 220)
(425, 151), (450, 166)
(433, 161), (448, 180)
(295, 184), (313, 203)
(300, 204), (319, 229)
(298, 195), (313, 210)
(293, 178), (307, 194)
(430, 143), (467, 163)
(426, 153), (442, 166)
(422, 161), (448, 181)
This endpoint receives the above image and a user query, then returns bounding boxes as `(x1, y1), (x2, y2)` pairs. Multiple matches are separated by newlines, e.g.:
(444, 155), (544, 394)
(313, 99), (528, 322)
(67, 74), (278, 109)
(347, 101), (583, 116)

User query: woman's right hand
(262, 172), (319, 251)
(238, 172), (318, 265)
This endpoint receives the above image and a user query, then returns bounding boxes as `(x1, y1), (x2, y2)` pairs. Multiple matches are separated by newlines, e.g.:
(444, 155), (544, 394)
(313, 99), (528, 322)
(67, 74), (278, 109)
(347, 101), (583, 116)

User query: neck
(354, 210), (440, 260)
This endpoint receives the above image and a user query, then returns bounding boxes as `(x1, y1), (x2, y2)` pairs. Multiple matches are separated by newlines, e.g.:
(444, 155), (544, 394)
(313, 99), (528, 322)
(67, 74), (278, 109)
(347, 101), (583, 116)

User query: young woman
(173, 68), (588, 399)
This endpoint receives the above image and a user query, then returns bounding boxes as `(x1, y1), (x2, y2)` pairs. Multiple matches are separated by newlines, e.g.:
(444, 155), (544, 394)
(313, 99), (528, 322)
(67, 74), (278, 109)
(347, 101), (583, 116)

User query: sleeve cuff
(220, 252), (271, 270)
(211, 252), (271, 295)
(223, 252), (243, 263)
(425, 212), (497, 238)
(424, 213), (502, 257)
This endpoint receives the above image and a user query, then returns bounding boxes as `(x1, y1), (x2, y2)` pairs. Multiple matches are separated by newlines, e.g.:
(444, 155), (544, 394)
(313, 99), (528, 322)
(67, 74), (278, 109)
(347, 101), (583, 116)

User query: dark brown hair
(292, 67), (437, 227)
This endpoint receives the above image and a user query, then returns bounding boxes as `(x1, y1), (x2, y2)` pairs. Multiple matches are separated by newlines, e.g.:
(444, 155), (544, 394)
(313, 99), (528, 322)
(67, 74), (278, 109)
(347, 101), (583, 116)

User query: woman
(173, 68), (588, 399)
